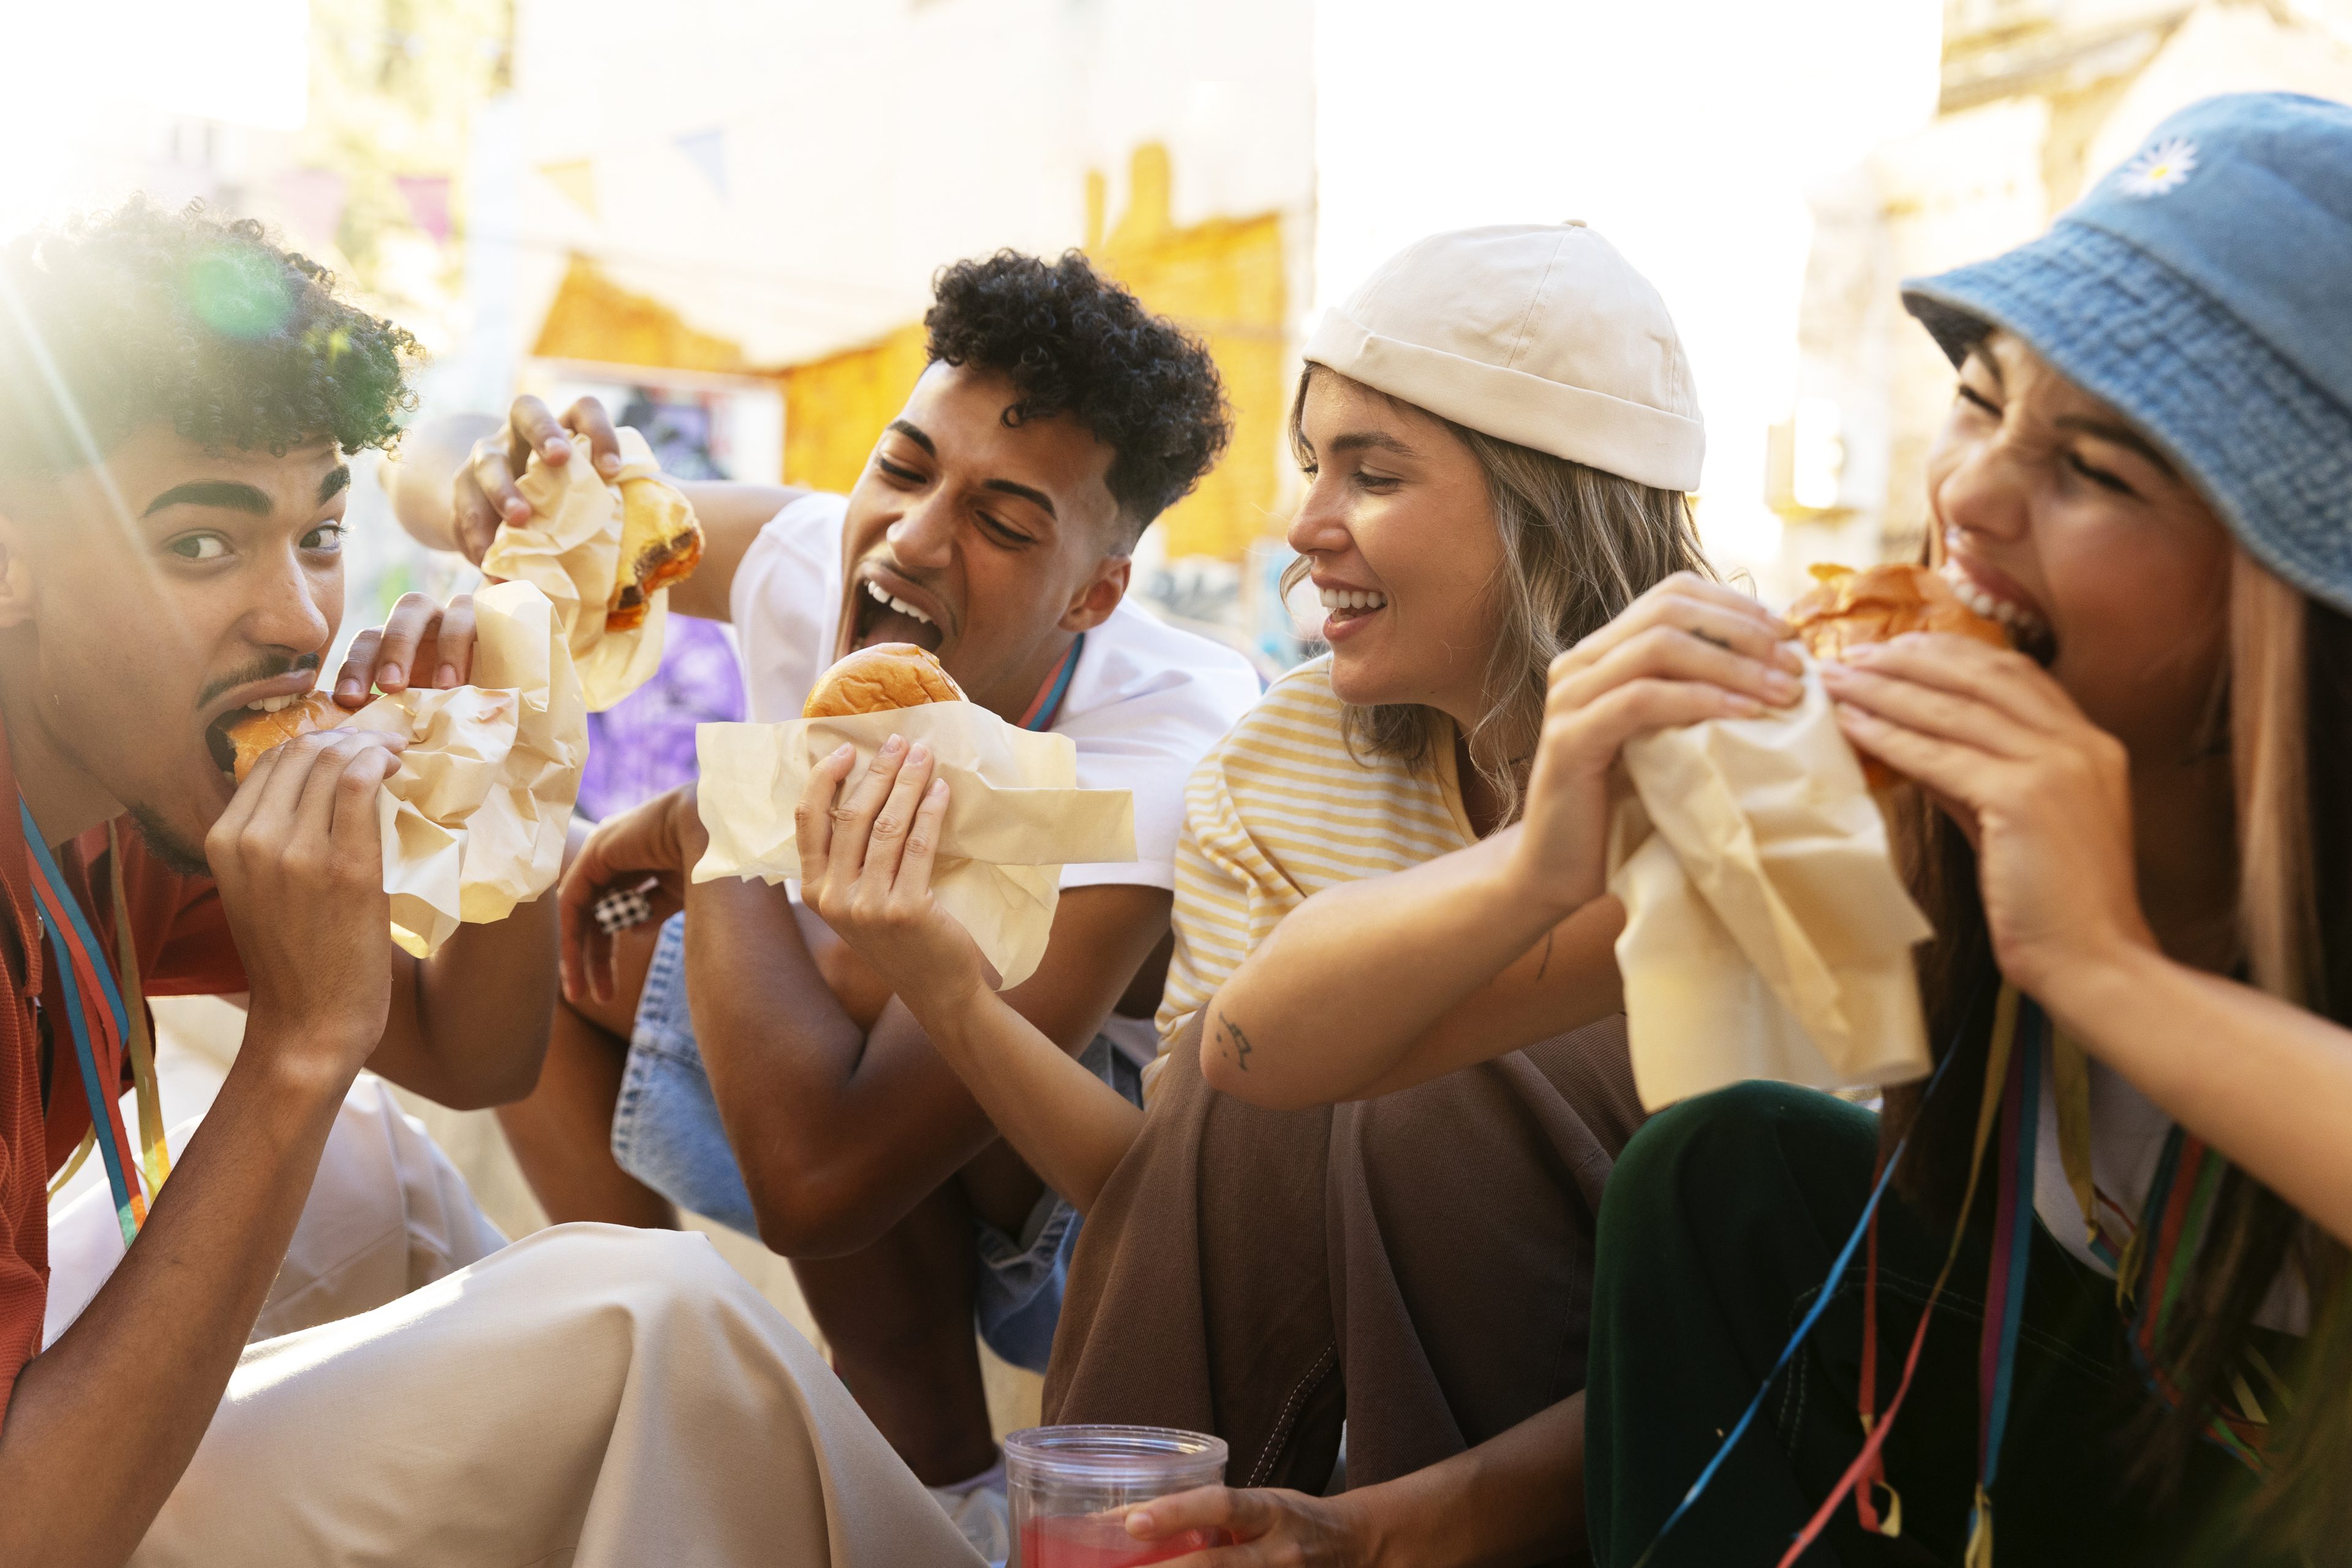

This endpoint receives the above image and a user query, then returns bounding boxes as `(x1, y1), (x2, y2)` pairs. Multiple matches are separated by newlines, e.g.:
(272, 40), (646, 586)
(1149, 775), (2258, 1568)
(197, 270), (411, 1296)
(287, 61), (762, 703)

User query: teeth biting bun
(1788, 563), (2010, 662)
(224, 692), (345, 782)
(1788, 563), (2010, 788)
(802, 643), (965, 719)
(606, 474), (704, 633)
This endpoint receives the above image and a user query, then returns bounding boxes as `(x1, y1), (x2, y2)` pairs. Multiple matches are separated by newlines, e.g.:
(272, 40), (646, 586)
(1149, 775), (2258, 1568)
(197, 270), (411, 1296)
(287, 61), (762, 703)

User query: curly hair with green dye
(0, 197), (419, 479)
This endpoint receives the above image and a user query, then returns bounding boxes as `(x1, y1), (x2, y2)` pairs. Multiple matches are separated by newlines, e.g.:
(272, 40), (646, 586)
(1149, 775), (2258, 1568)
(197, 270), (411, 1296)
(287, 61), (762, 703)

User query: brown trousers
(1044, 1014), (1645, 1501)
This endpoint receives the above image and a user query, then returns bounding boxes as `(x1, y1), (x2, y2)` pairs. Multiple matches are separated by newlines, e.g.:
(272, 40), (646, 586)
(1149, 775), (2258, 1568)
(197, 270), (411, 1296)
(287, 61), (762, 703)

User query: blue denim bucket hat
(1903, 92), (2352, 612)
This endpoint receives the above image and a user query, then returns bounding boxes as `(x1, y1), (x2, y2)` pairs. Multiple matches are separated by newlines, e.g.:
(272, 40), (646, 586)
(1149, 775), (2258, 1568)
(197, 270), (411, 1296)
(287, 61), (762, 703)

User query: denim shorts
(610, 913), (1142, 1374)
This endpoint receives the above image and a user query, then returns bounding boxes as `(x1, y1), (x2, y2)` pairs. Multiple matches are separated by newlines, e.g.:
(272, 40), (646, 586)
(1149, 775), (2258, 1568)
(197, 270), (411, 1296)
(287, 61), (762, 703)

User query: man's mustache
(195, 652), (321, 712)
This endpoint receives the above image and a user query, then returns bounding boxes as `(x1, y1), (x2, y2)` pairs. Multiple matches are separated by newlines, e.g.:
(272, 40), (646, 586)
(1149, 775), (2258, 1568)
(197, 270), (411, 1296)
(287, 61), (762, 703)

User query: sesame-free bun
(225, 692), (344, 782)
(1787, 563), (2009, 788)
(802, 643), (965, 719)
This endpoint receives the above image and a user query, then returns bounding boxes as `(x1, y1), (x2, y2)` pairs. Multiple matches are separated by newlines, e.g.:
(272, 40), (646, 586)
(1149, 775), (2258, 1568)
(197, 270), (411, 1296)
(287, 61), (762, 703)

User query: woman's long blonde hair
(1280, 366), (1709, 826)
(1890, 551), (2351, 1552)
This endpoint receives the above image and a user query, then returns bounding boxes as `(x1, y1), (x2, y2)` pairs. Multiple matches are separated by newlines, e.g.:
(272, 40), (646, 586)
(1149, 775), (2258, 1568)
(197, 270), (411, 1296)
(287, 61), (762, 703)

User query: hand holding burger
(1789, 562), (2010, 788)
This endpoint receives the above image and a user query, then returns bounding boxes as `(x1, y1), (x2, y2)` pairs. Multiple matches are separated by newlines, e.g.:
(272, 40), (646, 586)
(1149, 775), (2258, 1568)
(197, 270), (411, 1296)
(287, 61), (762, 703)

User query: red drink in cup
(1005, 1425), (1231, 1568)
(1017, 1513), (1230, 1567)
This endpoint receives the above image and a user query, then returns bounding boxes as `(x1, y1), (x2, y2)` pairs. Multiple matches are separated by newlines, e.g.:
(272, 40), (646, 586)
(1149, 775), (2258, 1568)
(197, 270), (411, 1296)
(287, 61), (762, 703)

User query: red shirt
(0, 726), (246, 1431)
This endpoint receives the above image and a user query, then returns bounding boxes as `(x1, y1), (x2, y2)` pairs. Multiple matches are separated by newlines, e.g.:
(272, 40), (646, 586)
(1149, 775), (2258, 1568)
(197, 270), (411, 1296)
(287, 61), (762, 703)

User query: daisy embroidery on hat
(2118, 136), (2198, 197)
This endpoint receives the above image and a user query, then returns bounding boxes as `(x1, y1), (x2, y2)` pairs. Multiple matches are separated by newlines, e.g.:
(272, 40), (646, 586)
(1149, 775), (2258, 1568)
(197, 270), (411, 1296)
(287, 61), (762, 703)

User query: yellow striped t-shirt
(1153, 656), (1477, 1061)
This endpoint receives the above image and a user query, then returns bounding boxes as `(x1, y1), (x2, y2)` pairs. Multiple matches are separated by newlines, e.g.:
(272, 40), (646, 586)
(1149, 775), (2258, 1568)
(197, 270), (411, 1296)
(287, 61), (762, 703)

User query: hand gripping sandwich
(1786, 562), (2010, 789)
(211, 581), (587, 958)
(480, 424), (703, 710)
(1600, 562), (1988, 1110)
(694, 643), (1134, 991)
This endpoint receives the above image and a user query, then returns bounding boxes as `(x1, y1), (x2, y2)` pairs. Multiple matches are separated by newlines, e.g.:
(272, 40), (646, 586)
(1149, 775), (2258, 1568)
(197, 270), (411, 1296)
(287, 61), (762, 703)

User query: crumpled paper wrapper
(1605, 652), (1934, 1110)
(339, 580), (587, 957)
(480, 424), (681, 712)
(692, 705), (1136, 990)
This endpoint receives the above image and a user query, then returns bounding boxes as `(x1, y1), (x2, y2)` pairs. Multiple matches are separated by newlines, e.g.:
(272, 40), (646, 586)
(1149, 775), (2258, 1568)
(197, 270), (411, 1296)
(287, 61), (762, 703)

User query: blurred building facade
(478, 0), (1315, 660)
(1774, 0), (2352, 579)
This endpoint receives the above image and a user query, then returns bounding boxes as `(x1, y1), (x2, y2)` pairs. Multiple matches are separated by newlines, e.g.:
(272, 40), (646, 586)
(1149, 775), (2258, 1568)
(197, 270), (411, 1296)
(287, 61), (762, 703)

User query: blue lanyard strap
(1017, 633), (1085, 733)
(18, 799), (143, 1243)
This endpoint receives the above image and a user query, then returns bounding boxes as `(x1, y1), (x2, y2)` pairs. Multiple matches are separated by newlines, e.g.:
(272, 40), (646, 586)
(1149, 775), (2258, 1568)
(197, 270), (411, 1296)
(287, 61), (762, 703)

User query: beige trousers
(47, 1074), (510, 1348)
(48, 1077), (982, 1568)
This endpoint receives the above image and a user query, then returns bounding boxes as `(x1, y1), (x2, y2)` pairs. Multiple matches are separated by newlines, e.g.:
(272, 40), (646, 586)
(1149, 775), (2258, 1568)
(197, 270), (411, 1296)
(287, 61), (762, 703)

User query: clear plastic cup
(1005, 1424), (1231, 1567)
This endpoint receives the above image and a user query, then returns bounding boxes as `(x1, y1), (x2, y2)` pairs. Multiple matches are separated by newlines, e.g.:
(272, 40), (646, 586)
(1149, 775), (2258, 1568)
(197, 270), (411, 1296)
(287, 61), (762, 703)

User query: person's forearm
(2044, 945), (2352, 1246)
(386, 409), (796, 622)
(916, 987), (1141, 1213)
(684, 873), (999, 1254)
(1205, 826), (1618, 1109)
(385, 412), (499, 553)
(0, 1046), (351, 1568)
(371, 892), (559, 1109)
(662, 480), (801, 622)
(1341, 1394), (1585, 1568)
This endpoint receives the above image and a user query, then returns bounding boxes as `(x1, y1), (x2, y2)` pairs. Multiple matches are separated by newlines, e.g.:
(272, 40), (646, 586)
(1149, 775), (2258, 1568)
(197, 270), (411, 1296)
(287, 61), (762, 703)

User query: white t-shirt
(2033, 1052), (2309, 1334)
(729, 491), (1264, 1063)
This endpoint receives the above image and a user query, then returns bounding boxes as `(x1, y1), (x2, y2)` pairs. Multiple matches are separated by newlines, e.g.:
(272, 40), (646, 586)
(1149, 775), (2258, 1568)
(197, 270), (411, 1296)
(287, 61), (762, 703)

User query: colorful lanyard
(21, 802), (166, 1245)
(1017, 633), (1084, 733)
(2042, 1016), (2277, 1469)
(1795, 990), (2274, 1567)
(1782, 986), (2031, 1565)
(1637, 984), (2290, 1568)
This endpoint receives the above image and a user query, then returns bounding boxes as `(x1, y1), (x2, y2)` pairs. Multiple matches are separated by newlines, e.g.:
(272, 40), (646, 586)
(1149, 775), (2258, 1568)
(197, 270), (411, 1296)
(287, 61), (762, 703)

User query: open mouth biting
(1940, 543), (2056, 662)
(849, 573), (948, 655)
(202, 688), (322, 780)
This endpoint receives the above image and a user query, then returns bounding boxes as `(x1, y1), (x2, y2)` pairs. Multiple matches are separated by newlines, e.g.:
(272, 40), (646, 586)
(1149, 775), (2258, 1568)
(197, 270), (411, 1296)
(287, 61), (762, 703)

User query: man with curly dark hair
(0, 201), (984, 1567)
(399, 247), (1257, 1552)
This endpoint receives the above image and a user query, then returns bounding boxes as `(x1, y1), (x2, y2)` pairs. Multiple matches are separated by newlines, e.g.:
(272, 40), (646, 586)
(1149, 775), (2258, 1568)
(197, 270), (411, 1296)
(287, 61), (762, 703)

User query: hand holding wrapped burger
(1789, 562), (2011, 788)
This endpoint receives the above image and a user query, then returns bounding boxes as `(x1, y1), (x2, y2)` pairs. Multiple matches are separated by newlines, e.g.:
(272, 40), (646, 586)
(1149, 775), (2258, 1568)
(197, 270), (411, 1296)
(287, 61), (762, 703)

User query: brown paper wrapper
(692, 705), (1136, 990)
(341, 580), (588, 957)
(1605, 653), (1934, 1110)
(480, 424), (679, 711)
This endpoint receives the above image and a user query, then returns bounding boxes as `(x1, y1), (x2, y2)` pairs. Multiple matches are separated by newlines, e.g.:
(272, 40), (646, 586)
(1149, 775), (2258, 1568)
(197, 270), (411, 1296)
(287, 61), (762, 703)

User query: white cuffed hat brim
(1305, 307), (1705, 492)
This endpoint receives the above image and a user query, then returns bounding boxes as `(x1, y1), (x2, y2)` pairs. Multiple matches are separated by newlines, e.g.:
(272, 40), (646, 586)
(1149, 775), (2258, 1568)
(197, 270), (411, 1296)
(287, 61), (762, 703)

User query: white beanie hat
(1303, 223), (1705, 492)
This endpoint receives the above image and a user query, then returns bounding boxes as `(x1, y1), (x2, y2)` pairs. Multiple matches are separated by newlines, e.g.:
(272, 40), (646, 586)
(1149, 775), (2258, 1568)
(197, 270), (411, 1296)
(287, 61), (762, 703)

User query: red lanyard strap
(1017, 633), (1085, 733)
(18, 799), (146, 1245)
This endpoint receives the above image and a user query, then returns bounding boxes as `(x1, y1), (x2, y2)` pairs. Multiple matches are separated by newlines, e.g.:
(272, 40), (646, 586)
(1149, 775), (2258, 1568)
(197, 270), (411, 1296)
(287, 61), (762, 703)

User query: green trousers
(1584, 1081), (2274, 1567)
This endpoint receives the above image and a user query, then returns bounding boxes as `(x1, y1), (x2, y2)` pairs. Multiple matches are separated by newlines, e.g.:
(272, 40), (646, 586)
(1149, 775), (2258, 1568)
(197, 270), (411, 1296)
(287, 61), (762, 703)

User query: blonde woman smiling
(799, 224), (1763, 1565)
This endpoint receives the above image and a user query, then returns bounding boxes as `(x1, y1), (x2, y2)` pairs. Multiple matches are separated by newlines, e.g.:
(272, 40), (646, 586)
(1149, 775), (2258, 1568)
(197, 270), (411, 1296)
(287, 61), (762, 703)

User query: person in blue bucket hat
(1367, 91), (2352, 1566)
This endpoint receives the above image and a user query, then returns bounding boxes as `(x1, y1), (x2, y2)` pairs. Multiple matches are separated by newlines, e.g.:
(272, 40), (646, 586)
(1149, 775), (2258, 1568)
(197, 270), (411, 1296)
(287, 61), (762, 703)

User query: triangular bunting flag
(538, 159), (598, 222)
(394, 174), (452, 247)
(674, 128), (728, 198)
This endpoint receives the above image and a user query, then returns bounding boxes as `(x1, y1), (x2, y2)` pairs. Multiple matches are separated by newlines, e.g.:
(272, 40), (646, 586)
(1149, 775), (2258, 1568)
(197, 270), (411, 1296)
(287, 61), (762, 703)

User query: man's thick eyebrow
(1329, 430), (1418, 458)
(2054, 415), (2177, 475)
(319, 464), (352, 502)
(141, 480), (272, 517)
(981, 478), (1057, 519)
(885, 420), (936, 456)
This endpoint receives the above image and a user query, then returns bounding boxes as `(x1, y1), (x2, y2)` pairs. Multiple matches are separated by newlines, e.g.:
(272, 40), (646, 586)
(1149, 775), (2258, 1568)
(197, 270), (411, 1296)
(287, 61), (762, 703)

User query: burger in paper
(606, 472), (704, 633)
(1787, 562), (2010, 788)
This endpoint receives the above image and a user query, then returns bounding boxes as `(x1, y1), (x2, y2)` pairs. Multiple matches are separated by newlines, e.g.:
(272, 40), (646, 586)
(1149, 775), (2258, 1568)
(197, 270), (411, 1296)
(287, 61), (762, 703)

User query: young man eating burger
(397, 249), (1260, 1546)
(0, 200), (979, 1567)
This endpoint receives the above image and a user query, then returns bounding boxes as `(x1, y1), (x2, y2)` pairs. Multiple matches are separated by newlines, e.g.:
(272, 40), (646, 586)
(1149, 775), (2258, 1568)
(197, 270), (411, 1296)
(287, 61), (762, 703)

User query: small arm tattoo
(1215, 1009), (1254, 1071)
